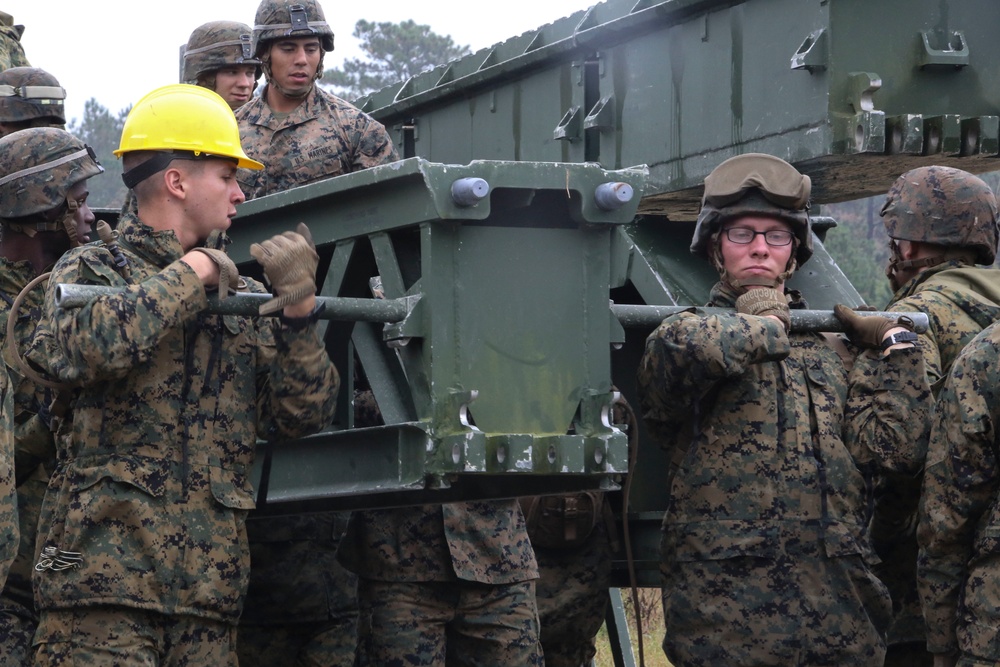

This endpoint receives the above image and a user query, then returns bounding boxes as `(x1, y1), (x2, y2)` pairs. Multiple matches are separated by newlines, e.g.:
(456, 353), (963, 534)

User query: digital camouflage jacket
(637, 285), (930, 664)
(0, 258), (52, 620)
(235, 84), (398, 199)
(0, 13), (29, 71)
(26, 211), (339, 623)
(0, 261), (17, 590)
(0, 365), (12, 590)
(888, 261), (1000, 388)
(637, 282), (930, 565)
(918, 322), (1000, 658)
(873, 261), (1000, 647)
(338, 500), (539, 585)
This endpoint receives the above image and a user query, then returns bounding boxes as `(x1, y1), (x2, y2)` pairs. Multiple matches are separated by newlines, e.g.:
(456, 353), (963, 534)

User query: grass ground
(592, 588), (673, 667)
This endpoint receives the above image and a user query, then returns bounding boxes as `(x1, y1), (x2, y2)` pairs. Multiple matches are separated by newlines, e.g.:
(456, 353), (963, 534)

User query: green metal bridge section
(226, 158), (646, 512)
(356, 0), (1000, 215)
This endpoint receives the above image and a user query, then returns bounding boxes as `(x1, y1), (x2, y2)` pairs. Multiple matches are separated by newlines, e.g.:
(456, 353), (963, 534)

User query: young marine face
(182, 159), (245, 246)
(719, 215), (795, 288)
(268, 37), (322, 98)
(34, 179), (95, 269)
(66, 179), (95, 244)
(214, 65), (258, 110)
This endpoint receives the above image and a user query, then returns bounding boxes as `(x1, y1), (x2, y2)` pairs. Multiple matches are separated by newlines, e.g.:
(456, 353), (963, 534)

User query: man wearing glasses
(637, 153), (931, 666)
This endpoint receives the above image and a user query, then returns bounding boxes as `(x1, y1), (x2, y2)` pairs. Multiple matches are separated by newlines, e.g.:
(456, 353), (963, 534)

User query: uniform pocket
(37, 457), (170, 581)
(209, 465), (256, 511)
(665, 521), (780, 562)
(68, 456), (170, 498)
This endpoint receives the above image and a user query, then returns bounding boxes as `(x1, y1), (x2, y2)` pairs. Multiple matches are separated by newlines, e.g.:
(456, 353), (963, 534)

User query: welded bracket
(791, 28), (828, 72)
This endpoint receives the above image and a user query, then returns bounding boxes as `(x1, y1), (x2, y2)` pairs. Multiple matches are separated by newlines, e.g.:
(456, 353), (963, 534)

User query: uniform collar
(117, 209), (186, 266)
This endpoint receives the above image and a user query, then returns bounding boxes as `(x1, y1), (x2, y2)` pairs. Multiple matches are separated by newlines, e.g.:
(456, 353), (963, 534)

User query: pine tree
(322, 20), (471, 100)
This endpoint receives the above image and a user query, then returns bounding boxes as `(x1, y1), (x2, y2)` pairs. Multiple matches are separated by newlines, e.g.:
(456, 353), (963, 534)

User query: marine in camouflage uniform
(871, 167), (1000, 667)
(337, 501), (543, 666)
(917, 324), (1000, 667)
(0, 12), (29, 71)
(0, 67), (66, 135)
(338, 261), (542, 665)
(25, 84), (339, 666)
(235, 0), (396, 200)
(0, 362), (11, 584)
(0, 127), (100, 666)
(233, 3), (397, 665)
(521, 398), (631, 666)
(236, 87), (394, 198)
(523, 493), (614, 667)
(637, 153), (931, 667)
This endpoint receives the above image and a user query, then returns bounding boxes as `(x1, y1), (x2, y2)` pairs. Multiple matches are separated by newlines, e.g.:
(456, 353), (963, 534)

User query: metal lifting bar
(56, 285), (930, 335)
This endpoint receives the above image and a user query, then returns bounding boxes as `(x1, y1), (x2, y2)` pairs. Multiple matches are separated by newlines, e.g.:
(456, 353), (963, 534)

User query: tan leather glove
(833, 304), (911, 349)
(189, 248), (239, 300)
(735, 288), (790, 332)
(250, 223), (319, 315)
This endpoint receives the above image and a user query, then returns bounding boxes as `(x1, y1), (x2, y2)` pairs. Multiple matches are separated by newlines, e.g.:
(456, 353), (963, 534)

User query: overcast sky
(16, 1), (599, 125)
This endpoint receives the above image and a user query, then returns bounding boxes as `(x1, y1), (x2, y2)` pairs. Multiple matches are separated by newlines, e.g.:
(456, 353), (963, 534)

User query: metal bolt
(594, 182), (633, 210)
(451, 177), (490, 206)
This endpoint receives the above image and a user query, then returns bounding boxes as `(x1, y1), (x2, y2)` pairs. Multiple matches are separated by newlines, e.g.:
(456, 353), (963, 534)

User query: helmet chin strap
(61, 198), (80, 247)
(885, 240), (944, 292)
(2, 198), (81, 247)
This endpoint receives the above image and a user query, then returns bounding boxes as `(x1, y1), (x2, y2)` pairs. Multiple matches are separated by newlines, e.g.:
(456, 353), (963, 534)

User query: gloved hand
(833, 304), (911, 349)
(735, 288), (790, 332)
(250, 223), (319, 315)
(189, 248), (239, 300)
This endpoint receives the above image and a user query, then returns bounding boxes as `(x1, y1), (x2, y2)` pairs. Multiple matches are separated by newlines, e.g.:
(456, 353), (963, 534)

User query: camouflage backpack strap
(4, 272), (71, 392)
(14, 221), (136, 434)
(820, 332), (855, 373)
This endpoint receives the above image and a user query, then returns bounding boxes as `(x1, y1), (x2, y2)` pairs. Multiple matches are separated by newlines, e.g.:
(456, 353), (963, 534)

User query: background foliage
(321, 19), (471, 100)
(68, 99), (129, 210)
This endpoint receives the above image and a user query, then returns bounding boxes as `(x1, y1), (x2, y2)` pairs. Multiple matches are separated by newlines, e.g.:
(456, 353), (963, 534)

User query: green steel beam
(606, 588), (637, 667)
(347, 0), (1000, 216)
(248, 424), (620, 513)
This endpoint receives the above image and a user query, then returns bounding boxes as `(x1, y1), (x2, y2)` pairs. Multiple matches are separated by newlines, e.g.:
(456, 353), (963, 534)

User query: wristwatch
(880, 330), (918, 351)
(278, 302), (326, 331)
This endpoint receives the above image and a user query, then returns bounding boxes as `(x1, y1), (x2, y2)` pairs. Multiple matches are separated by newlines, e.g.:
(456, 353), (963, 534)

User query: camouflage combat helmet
(251, 0), (335, 58)
(881, 165), (999, 266)
(182, 21), (261, 85)
(691, 153), (813, 274)
(0, 127), (103, 242)
(0, 67), (66, 126)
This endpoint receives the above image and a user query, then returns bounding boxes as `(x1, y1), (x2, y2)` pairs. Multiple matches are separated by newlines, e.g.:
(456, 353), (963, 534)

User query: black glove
(735, 288), (790, 332)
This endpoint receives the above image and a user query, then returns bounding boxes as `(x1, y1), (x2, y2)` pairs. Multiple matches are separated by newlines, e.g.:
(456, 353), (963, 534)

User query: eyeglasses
(723, 227), (794, 246)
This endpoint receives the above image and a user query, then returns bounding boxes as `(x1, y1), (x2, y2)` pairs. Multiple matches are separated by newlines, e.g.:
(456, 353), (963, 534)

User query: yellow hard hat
(114, 84), (263, 173)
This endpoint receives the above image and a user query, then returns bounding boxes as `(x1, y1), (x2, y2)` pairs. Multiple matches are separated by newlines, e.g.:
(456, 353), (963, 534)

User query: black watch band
(880, 330), (918, 351)
(278, 301), (326, 331)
